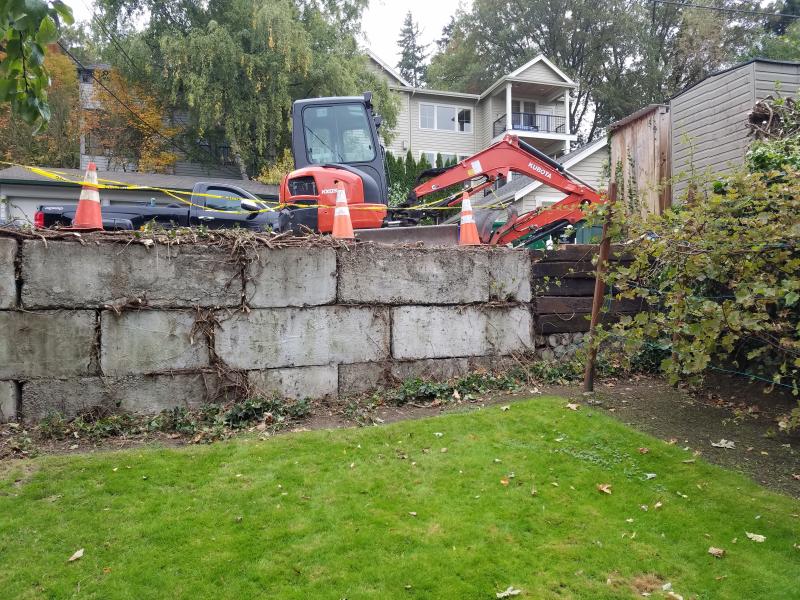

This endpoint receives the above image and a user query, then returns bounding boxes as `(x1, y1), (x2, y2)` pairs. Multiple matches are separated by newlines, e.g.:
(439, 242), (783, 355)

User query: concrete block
(216, 306), (390, 370)
(101, 310), (209, 376)
(485, 306), (534, 355)
(0, 310), (96, 378)
(0, 381), (18, 422)
(338, 246), (489, 304)
(248, 365), (337, 400)
(246, 247), (336, 307)
(338, 358), (470, 396)
(21, 240), (241, 308)
(0, 238), (17, 309)
(21, 373), (220, 421)
(489, 249), (532, 302)
(391, 306), (533, 360)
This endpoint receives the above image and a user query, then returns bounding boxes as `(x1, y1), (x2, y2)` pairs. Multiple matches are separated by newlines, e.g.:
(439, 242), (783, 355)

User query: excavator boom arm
(409, 134), (604, 245)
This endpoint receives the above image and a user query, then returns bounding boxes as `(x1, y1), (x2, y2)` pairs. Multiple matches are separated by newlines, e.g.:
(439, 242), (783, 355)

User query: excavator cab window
(303, 103), (375, 165)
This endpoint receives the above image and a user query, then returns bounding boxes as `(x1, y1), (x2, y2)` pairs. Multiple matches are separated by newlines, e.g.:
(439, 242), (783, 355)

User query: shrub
(599, 167), (800, 398)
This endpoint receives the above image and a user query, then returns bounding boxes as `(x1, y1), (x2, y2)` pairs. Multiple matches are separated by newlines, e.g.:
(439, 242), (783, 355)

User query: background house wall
(407, 93), (480, 159)
(670, 60), (800, 198)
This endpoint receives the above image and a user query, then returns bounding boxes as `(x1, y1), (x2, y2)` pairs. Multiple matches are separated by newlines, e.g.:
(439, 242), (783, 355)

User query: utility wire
(653, 0), (800, 20)
(57, 40), (227, 169)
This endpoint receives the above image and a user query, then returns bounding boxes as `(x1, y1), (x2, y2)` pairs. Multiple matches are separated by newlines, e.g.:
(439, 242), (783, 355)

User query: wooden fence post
(582, 182), (617, 393)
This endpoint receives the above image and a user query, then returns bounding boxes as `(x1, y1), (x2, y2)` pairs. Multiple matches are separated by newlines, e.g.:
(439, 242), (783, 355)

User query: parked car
(35, 182), (279, 231)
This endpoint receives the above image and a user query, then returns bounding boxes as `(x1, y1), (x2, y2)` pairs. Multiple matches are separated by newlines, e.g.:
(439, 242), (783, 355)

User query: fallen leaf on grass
(711, 439), (735, 449)
(565, 403), (580, 411)
(708, 546), (726, 558)
(638, 447), (650, 454)
(68, 548), (84, 562)
(792, 474), (800, 481)
(597, 483), (612, 494)
(644, 473), (657, 480)
(103, 567), (112, 574)
(408, 512), (417, 517)
(654, 501), (663, 510)
(500, 478), (510, 487)
(745, 532), (766, 543)
(496, 586), (522, 598)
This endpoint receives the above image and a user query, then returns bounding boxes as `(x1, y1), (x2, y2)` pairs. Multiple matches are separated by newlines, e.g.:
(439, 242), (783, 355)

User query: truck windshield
(303, 103), (376, 165)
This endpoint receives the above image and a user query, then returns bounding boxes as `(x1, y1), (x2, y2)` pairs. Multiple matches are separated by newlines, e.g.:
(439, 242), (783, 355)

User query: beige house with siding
(366, 50), (578, 164)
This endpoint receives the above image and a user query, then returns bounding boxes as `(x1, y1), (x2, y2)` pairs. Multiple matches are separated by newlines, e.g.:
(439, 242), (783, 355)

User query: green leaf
(35, 14), (57, 44)
(50, 0), (74, 25)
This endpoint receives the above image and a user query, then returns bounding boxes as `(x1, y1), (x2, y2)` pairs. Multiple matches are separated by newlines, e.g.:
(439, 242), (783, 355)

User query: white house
(366, 50), (578, 164)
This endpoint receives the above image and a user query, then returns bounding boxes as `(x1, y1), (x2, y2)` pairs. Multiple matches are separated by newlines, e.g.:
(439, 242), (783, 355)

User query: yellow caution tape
(2, 161), (519, 215)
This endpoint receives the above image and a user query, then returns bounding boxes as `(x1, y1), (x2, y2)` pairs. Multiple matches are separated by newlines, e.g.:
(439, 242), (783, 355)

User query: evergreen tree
(396, 12), (428, 87)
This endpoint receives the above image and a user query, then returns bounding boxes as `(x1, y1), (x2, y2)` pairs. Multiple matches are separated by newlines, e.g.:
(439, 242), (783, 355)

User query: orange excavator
(278, 92), (603, 246)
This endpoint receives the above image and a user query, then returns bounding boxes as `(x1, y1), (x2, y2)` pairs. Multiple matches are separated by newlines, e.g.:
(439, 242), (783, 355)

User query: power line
(57, 40), (227, 169)
(654, 0), (800, 20)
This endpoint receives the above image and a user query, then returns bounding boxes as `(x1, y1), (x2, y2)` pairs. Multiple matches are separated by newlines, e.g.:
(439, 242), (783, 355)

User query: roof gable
(509, 55), (576, 86)
(365, 49), (411, 88)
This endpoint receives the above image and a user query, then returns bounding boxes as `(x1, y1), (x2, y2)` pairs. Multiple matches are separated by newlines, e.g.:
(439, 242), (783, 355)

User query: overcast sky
(63, 0), (469, 69)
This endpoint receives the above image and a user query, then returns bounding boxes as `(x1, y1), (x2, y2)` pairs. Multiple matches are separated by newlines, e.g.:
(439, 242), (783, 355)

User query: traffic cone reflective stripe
(331, 187), (354, 239)
(459, 192), (480, 246)
(66, 162), (103, 231)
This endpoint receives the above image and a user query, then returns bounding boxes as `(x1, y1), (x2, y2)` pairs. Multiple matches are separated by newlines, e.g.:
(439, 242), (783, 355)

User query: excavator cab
(279, 92), (389, 233)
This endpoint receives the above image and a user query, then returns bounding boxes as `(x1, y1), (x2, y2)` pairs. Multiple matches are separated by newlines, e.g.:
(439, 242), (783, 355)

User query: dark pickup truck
(35, 181), (279, 231)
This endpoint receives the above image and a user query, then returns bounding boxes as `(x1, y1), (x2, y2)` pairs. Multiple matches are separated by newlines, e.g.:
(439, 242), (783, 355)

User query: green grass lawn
(1, 398), (798, 599)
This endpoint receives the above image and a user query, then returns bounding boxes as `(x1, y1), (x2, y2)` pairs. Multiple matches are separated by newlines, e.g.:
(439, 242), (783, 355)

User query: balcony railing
(493, 112), (567, 137)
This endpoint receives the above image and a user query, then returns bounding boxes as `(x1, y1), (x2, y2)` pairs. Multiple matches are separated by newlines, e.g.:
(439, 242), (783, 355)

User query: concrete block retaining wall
(0, 236), (633, 422)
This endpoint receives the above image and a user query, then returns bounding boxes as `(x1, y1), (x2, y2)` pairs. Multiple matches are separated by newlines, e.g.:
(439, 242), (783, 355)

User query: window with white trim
(419, 102), (472, 133)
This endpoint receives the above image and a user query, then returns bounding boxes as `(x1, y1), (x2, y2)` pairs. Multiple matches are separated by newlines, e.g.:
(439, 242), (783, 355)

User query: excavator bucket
(474, 208), (507, 243)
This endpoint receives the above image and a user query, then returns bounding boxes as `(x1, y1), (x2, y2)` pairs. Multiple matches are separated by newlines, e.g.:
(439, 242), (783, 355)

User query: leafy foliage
(0, 0), (73, 130)
(82, 67), (181, 173)
(94, 0), (398, 177)
(598, 164), (800, 398)
(0, 49), (79, 166)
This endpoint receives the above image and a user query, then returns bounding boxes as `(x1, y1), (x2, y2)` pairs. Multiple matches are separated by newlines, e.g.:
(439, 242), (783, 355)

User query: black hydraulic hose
(517, 138), (566, 173)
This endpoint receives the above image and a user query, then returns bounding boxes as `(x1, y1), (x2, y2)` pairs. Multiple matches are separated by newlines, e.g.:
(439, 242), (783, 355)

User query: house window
(436, 106), (456, 131)
(419, 152), (461, 167)
(420, 104), (435, 129)
(419, 103), (472, 134)
(419, 151), (437, 166)
(458, 109), (472, 133)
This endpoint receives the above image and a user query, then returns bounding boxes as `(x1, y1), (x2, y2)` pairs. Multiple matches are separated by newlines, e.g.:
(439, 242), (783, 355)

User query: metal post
(582, 182), (617, 393)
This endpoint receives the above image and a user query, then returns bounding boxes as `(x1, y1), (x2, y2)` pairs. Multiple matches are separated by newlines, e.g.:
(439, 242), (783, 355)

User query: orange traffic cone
(65, 162), (103, 231)
(458, 192), (480, 246)
(332, 186), (354, 239)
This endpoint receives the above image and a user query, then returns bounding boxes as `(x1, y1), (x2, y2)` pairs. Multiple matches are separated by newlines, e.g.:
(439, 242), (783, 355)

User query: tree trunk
(230, 140), (249, 180)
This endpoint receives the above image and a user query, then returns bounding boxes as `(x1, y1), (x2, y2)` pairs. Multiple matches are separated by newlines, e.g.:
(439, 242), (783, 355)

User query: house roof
(489, 136), (609, 203)
(365, 49), (412, 88)
(0, 166), (279, 197)
(479, 54), (578, 99)
(671, 58), (800, 100)
(388, 85), (480, 100)
(368, 49), (575, 102)
(609, 104), (668, 131)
